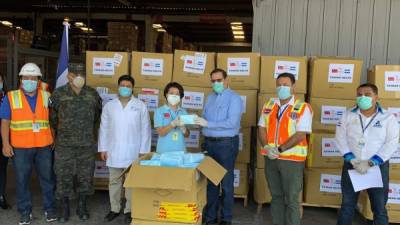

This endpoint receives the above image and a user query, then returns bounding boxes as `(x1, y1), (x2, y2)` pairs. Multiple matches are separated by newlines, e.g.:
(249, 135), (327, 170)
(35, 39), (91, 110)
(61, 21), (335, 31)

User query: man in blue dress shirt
(195, 68), (243, 225)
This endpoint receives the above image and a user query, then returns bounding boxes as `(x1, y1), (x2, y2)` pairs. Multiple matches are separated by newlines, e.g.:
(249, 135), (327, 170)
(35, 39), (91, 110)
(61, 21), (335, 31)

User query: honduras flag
(55, 22), (69, 88)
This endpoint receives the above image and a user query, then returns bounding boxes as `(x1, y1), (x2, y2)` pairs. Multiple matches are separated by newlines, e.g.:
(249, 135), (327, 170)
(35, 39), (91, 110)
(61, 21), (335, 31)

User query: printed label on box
(182, 91), (205, 110)
(321, 105), (346, 124)
(93, 57), (115, 76)
(390, 145), (400, 164)
(388, 107), (400, 125)
(141, 58), (164, 76)
(113, 53), (123, 67)
(240, 95), (247, 113)
(94, 161), (109, 178)
(274, 61), (300, 80)
(227, 57), (250, 76)
(328, 64), (354, 83)
(321, 138), (341, 157)
(384, 71), (400, 91)
(388, 183), (400, 204)
(234, 169), (240, 187)
(151, 129), (159, 147)
(138, 94), (159, 112)
(239, 133), (243, 151)
(96, 87), (109, 95)
(183, 53), (207, 74)
(100, 94), (118, 108)
(185, 130), (200, 148)
(320, 174), (342, 193)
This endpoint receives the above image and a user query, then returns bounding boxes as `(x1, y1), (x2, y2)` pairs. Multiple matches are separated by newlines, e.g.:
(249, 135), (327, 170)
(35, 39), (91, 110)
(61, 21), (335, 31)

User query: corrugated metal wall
(252, 0), (400, 82)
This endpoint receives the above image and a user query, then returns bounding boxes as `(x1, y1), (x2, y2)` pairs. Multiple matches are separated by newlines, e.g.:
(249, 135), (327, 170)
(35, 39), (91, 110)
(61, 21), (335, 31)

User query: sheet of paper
(141, 58), (164, 76)
(348, 166), (383, 192)
(227, 57), (250, 76)
(93, 57), (115, 76)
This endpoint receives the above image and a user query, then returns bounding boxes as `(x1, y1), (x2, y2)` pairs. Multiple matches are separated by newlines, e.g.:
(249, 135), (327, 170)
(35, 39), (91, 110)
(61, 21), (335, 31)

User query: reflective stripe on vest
(10, 120), (50, 131)
(261, 98), (309, 162)
(10, 90), (49, 110)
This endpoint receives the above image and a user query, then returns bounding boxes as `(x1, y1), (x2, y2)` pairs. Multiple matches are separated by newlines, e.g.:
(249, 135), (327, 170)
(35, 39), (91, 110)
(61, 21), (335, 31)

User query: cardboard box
(94, 159), (110, 190)
(254, 168), (272, 204)
(358, 182), (400, 223)
(304, 168), (342, 206)
(309, 98), (355, 133)
(217, 52), (260, 90)
(86, 51), (129, 89)
(260, 56), (308, 94)
(234, 163), (249, 195)
(235, 89), (257, 127)
(390, 145), (400, 180)
(309, 57), (363, 99)
(133, 87), (165, 119)
(124, 153), (226, 222)
(257, 93), (306, 118)
(131, 52), (173, 88)
(181, 86), (213, 115)
(236, 128), (251, 164)
(380, 99), (400, 129)
(368, 65), (400, 99)
(307, 133), (343, 169)
(172, 50), (216, 88)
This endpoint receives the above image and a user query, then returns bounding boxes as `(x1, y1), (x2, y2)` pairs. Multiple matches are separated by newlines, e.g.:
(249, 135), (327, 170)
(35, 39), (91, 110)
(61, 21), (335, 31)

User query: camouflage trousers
(54, 145), (96, 199)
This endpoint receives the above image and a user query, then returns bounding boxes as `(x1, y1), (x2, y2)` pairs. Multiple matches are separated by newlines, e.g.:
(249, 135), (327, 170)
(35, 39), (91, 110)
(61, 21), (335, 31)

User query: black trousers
(0, 139), (7, 195)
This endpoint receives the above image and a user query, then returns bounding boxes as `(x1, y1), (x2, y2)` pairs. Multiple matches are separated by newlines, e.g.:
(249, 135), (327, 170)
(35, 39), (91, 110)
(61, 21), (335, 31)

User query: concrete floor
(0, 185), (376, 225)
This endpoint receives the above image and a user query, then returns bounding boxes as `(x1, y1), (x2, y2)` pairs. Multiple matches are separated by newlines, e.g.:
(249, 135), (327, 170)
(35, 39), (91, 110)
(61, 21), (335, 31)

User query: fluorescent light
(1, 21), (13, 27)
(80, 27), (93, 32)
(233, 30), (244, 35)
(230, 22), (242, 25)
(74, 22), (85, 27)
(15, 26), (22, 30)
(152, 24), (162, 28)
(157, 28), (166, 32)
(231, 25), (243, 30)
(234, 35), (245, 39)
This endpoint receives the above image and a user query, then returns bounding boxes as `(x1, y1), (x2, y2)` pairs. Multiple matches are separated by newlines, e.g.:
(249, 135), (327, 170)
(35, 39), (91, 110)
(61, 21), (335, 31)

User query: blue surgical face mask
(118, 86), (132, 97)
(276, 86), (292, 100)
(356, 96), (373, 110)
(22, 80), (38, 93)
(212, 81), (225, 94)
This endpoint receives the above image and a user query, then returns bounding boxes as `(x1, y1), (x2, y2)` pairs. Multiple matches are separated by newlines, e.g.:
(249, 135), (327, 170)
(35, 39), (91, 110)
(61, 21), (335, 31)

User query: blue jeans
(12, 146), (56, 215)
(204, 136), (239, 223)
(337, 161), (389, 225)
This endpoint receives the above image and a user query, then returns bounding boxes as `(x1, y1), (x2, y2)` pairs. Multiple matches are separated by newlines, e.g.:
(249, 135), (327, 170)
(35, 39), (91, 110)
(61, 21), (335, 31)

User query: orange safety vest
(38, 81), (50, 92)
(8, 89), (53, 148)
(260, 98), (311, 162)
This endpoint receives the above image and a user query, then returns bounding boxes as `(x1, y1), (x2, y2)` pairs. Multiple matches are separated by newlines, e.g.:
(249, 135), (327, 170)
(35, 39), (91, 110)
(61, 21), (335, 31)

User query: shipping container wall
(252, 0), (400, 82)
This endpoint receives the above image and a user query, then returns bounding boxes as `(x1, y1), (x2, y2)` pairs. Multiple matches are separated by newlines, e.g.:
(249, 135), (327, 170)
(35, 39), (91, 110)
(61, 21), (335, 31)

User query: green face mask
(212, 81), (225, 94)
(356, 96), (373, 110)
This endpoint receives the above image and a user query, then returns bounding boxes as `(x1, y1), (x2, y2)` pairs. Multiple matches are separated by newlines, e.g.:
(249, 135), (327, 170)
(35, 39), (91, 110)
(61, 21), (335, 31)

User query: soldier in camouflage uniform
(49, 64), (101, 223)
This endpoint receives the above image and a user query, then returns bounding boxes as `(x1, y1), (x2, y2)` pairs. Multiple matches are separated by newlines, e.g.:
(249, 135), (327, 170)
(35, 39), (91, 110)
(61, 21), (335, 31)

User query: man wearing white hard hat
(0, 63), (56, 225)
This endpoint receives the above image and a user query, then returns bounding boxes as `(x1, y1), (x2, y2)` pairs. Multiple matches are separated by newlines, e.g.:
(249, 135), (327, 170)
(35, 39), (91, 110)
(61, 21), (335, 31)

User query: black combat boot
(76, 195), (89, 221)
(0, 195), (10, 209)
(57, 197), (70, 223)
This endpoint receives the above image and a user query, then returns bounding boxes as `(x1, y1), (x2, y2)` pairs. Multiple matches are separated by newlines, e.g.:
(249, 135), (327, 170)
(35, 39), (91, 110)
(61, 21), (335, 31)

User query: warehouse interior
(1, 1), (400, 225)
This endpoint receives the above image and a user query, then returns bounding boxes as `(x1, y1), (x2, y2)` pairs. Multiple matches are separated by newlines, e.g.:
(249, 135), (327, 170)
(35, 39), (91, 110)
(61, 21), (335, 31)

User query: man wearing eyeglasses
(195, 68), (243, 225)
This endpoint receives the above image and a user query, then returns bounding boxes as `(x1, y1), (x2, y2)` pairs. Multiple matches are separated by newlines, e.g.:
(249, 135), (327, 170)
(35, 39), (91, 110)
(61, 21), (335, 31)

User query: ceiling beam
(197, 42), (251, 47)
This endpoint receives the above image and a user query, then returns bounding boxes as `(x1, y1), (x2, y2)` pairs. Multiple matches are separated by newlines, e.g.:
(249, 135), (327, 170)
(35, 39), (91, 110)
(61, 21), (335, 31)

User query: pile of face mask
(140, 152), (205, 168)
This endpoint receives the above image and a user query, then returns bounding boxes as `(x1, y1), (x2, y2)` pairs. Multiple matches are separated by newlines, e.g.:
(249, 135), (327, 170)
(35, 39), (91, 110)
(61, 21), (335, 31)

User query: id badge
(32, 123), (40, 133)
(358, 137), (366, 148)
(172, 132), (179, 141)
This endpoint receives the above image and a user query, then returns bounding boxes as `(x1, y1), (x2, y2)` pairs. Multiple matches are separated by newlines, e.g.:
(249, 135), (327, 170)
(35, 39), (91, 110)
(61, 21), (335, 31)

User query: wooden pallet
(234, 194), (248, 207)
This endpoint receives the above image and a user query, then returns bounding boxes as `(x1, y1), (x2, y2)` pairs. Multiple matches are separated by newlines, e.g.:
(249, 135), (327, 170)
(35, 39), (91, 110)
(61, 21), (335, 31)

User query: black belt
(204, 135), (238, 141)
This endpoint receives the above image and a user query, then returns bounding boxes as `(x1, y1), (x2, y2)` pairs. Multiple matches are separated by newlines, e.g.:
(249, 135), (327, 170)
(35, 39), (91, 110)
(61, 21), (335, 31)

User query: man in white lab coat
(336, 83), (399, 225)
(98, 75), (151, 224)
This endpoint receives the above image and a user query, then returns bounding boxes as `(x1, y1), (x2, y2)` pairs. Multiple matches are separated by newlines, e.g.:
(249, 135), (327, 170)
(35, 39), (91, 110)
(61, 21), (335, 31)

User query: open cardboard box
(124, 153), (227, 222)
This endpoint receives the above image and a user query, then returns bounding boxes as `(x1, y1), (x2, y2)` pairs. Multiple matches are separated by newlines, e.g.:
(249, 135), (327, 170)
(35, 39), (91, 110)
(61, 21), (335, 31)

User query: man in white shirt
(336, 83), (399, 225)
(98, 75), (151, 224)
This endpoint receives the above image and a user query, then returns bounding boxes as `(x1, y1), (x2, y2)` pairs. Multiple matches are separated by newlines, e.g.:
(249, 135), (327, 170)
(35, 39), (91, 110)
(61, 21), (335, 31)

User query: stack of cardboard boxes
(85, 51), (130, 189)
(216, 52), (260, 199)
(253, 56), (308, 206)
(107, 22), (138, 52)
(304, 57), (363, 206)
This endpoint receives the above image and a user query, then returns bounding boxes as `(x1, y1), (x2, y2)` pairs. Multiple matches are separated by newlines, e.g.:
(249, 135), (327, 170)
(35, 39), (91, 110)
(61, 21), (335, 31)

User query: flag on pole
(55, 21), (69, 88)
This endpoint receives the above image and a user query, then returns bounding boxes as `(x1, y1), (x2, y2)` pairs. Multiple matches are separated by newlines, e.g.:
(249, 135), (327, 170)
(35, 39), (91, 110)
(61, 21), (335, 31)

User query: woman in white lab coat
(154, 82), (190, 153)
(98, 75), (151, 223)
